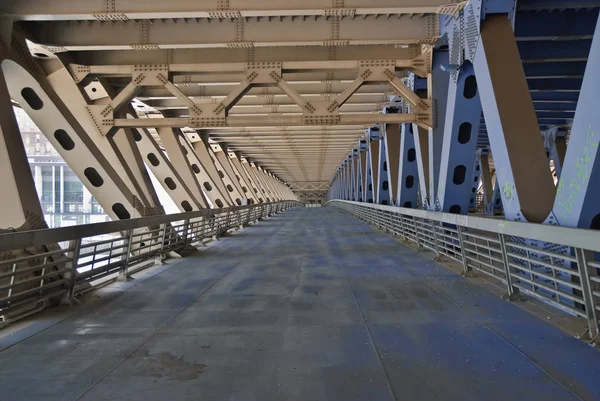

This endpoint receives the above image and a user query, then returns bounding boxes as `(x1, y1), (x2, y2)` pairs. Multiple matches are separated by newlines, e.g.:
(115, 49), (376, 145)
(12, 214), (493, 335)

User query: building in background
(15, 108), (109, 228)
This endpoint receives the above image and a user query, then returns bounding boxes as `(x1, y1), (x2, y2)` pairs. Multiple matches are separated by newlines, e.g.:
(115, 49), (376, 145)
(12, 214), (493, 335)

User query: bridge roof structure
(1, 0), (454, 190)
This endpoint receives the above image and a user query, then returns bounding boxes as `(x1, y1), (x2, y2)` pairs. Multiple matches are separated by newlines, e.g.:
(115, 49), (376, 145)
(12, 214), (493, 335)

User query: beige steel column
(158, 127), (223, 207)
(204, 142), (246, 206)
(231, 153), (263, 203)
(247, 162), (273, 202)
(241, 158), (268, 202)
(0, 69), (46, 230)
(191, 137), (234, 206)
(212, 144), (250, 205)
(258, 167), (283, 201)
(134, 127), (206, 211)
(2, 59), (142, 221)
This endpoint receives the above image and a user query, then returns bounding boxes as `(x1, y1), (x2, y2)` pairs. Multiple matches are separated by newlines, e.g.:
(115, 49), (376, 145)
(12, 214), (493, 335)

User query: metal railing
(0, 201), (301, 324)
(328, 200), (600, 340)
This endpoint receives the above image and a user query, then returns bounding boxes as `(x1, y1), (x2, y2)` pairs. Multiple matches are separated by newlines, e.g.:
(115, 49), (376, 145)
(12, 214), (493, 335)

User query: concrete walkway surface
(1, 207), (600, 401)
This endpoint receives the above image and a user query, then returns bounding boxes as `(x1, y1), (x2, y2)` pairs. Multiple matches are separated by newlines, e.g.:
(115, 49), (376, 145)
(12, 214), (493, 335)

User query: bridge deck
(1, 208), (600, 401)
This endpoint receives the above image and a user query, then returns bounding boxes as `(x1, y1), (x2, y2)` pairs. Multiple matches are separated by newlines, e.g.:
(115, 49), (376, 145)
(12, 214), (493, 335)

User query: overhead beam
(2, 0), (451, 21)
(65, 45), (417, 67)
(114, 114), (416, 129)
(29, 16), (436, 50)
(144, 93), (390, 108)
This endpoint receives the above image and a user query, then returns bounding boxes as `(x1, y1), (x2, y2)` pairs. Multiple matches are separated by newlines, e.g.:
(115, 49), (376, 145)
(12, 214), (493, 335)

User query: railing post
(575, 248), (600, 340)
(182, 218), (190, 248)
(498, 233), (519, 300)
(431, 220), (440, 258)
(118, 229), (134, 281)
(399, 213), (408, 242)
(67, 238), (82, 302)
(413, 217), (422, 249)
(456, 225), (470, 274)
(159, 222), (168, 253)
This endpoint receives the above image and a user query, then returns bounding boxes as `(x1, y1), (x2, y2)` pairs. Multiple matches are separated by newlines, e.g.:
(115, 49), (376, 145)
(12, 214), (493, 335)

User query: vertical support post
(456, 225), (470, 274)
(182, 218), (190, 248)
(499, 233), (519, 298)
(118, 229), (134, 281)
(430, 220), (440, 257)
(575, 248), (600, 339)
(67, 238), (82, 301)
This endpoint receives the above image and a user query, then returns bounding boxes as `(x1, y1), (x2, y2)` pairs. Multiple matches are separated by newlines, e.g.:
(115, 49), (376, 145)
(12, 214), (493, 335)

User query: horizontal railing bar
(0, 202), (286, 252)
(326, 200), (600, 253)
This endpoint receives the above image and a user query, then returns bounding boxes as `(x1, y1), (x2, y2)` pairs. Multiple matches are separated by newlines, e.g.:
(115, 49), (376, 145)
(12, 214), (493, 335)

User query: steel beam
(2, 1), (451, 21)
(31, 16), (436, 50)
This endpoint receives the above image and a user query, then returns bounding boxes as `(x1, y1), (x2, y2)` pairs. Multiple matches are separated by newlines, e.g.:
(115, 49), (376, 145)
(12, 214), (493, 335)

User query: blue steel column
(435, 62), (482, 214)
(397, 123), (419, 208)
(473, 13), (555, 222)
(428, 47), (450, 209)
(376, 133), (391, 205)
(383, 121), (401, 205)
(552, 14), (600, 229)
(542, 127), (567, 182)
(406, 74), (430, 208)
(469, 152), (482, 213)
(351, 149), (359, 201)
(552, 131), (567, 181)
(346, 155), (353, 200)
(340, 160), (346, 200)
(358, 139), (368, 202)
(344, 159), (351, 200)
(367, 127), (381, 204)
(489, 176), (503, 215)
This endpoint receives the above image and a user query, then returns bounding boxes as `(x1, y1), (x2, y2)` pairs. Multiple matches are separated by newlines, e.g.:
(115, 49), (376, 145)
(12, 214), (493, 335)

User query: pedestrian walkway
(1, 207), (600, 401)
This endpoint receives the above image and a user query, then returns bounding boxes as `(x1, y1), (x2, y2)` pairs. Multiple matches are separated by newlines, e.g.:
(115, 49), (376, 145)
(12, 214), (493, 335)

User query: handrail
(0, 201), (303, 325)
(0, 202), (296, 252)
(327, 200), (600, 341)
(326, 200), (600, 253)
